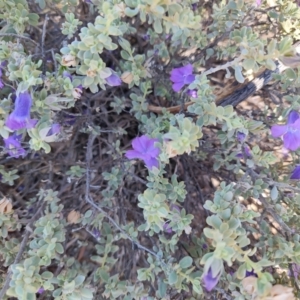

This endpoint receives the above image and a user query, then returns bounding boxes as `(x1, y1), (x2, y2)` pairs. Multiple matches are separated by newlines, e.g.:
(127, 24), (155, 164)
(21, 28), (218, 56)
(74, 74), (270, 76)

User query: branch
(41, 14), (49, 75)
(148, 59), (288, 114)
(0, 33), (40, 48)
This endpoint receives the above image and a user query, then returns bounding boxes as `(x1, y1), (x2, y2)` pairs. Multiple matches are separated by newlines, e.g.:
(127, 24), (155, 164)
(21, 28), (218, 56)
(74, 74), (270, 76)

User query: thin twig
(0, 33), (40, 48)
(51, 48), (58, 74)
(202, 56), (243, 77)
(41, 15), (49, 75)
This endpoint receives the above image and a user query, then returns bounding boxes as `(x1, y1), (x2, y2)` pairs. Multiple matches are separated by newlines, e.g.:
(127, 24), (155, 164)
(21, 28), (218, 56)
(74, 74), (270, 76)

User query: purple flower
(187, 89), (198, 98)
(271, 111), (300, 151)
(163, 222), (173, 234)
(246, 269), (258, 278)
(142, 34), (150, 41)
(63, 114), (76, 126)
(170, 204), (180, 212)
(191, 3), (198, 10)
(125, 135), (160, 169)
(288, 263), (300, 277)
(105, 73), (122, 86)
(291, 165), (300, 179)
(63, 71), (73, 81)
(237, 132), (246, 142)
(37, 287), (45, 294)
(5, 91), (37, 130)
(203, 267), (222, 292)
(47, 124), (60, 136)
(256, 0), (261, 5)
(3, 133), (26, 158)
(170, 64), (196, 92)
(236, 146), (252, 159)
(92, 228), (101, 239)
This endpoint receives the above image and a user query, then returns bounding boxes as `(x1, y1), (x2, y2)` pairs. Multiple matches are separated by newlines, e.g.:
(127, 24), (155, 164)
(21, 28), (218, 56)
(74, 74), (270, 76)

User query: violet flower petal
(203, 268), (222, 292)
(284, 131), (300, 151)
(172, 82), (185, 92)
(5, 91), (33, 130)
(184, 74), (196, 84)
(170, 64), (195, 92)
(125, 135), (160, 169)
(47, 124), (60, 136)
(144, 157), (159, 169)
(187, 89), (198, 98)
(163, 222), (173, 234)
(63, 71), (73, 81)
(144, 138), (160, 154)
(131, 135), (148, 152)
(106, 73), (122, 86)
(237, 132), (246, 142)
(288, 111), (300, 124)
(170, 72), (184, 82)
(125, 150), (148, 160)
(3, 134), (26, 158)
(245, 269), (258, 277)
(291, 166), (300, 179)
(271, 125), (288, 137)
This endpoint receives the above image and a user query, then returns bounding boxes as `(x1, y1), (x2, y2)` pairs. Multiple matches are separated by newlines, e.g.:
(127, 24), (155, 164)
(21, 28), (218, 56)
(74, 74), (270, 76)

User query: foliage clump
(1, 0), (300, 299)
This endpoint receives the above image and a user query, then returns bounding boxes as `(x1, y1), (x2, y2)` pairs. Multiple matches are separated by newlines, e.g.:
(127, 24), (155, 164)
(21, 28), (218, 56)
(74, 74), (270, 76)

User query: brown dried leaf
(242, 276), (257, 295)
(121, 71), (134, 84)
(67, 210), (81, 224)
(0, 197), (13, 214)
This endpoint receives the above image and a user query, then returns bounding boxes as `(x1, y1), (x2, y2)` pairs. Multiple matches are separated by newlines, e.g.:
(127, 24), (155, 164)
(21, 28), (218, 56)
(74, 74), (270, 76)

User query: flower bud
(61, 54), (76, 67)
(72, 85), (83, 99)
(0, 197), (13, 214)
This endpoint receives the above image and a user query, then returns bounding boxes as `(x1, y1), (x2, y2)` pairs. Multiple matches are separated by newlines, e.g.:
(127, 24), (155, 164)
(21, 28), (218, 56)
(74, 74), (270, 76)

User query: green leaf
(234, 65), (245, 83)
(236, 264), (246, 279)
(153, 19), (162, 34)
(268, 11), (278, 19)
(168, 271), (178, 285)
(265, 58), (276, 70)
(120, 50), (131, 60)
(157, 279), (167, 297)
(84, 210), (93, 218)
(270, 186), (278, 201)
(55, 243), (64, 254)
(192, 279), (203, 294)
(107, 26), (122, 36)
(74, 275), (85, 286)
(285, 68), (297, 80)
(118, 37), (132, 53)
(124, 7), (139, 17)
(267, 39), (277, 54)
(98, 269), (109, 283)
(41, 271), (53, 279)
(36, 0), (45, 9)
(179, 256), (193, 269)
(81, 288), (94, 298)
(242, 58), (255, 71)
(28, 13), (39, 25)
